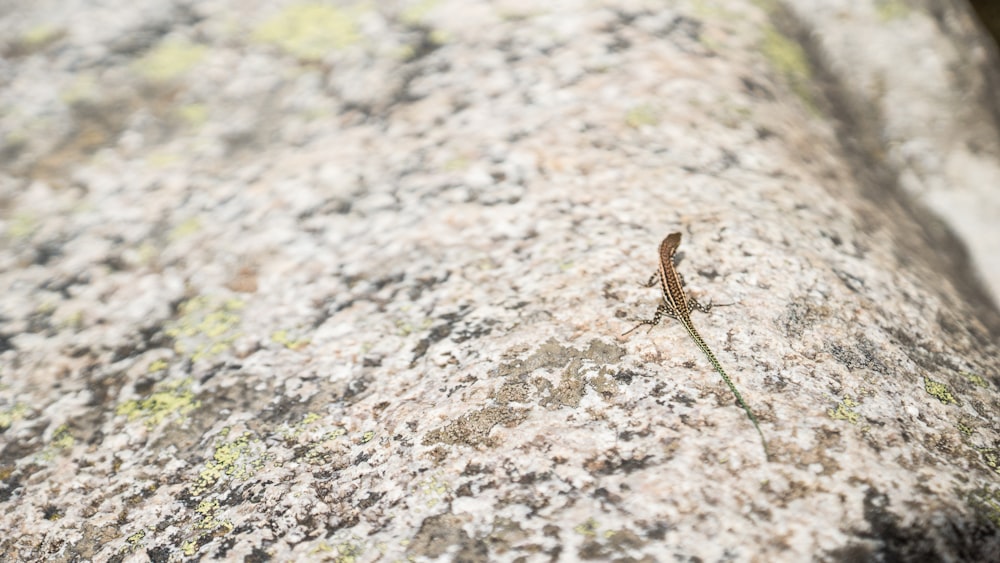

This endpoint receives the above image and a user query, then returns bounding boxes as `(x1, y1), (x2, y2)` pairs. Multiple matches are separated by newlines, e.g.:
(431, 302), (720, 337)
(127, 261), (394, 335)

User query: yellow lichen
(0, 403), (28, 430)
(177, 103), (209, 127)
(145, 151), (181, 169)
(400, 0), (439, 24)
(625, 104), (659, 128)
(194, 499), (234, 532)
(191, 432), (265, 496)
(302, 428), (348, 464)
(135, 40), (206, 82)
(957, 420), (975, 437)
(967, 486), (1000, 527)
(168, 216), (202, 241)
(51, 425), (75, 449)
(875, 0), (909, 22)
(165, 296), (244, 361)
(417, 475), (449, 508)
(127, 530), (145, 545)
(828, 396), (860, 424)
(281, 412), (323, 440)
(960, 371), (989, 388)
(116, 378), (200, 428)
(760, 26), (815, 111)
(60, 74), (100, 105)
(574, 518), (599, 537)
(37, 424), (75, 462)
(271, 329), (311, 350)
(118, 529), (147, 554)
(982, 449), (1000, 473)
(924, 377), (958, 405)
(21, 25), (63, 48)
(310, 536), (363, 562)
(254, 4), (362, 61)
(7, 212), (38, 239)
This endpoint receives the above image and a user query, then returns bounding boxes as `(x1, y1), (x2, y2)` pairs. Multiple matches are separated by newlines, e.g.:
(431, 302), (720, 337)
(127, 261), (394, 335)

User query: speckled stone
(2, 1), (1000, 562)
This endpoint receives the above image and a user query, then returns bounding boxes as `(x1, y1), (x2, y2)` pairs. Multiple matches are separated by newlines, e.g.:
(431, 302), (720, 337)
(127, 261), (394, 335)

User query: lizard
(623, 232), (770, 460)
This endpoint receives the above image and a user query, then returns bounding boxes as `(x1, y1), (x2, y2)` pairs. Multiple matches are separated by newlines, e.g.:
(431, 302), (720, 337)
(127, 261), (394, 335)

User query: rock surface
(2, 1), (1000, 561)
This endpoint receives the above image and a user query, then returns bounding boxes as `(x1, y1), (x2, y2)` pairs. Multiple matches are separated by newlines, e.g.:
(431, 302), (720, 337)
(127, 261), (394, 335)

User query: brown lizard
(624, 232), (769, 460)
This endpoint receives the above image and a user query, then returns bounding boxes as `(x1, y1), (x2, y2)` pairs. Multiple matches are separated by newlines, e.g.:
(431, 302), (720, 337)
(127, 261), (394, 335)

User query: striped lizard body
(624, 233), (770, 460)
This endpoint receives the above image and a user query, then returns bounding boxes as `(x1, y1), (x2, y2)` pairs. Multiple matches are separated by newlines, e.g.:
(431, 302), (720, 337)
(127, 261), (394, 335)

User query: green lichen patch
(828, 396), (861, 424)
(42, 505), (64, 521)
(254, 3), (362, 61)
(37, 424), (75, 462)
(280, 411), (323, 440)
(875, 0), (910, 22)
(194, 499), (234, 533)
(274, 408), (351, 464)
(6, 212), (38, 239)
(119, 529), (146, 554)
(981, 449), (1000, 473)
(169, 216), (202, 241)
(191, 431), (267, 496)
(59, 73), (100, 105)
(309, 534), (364, 560)
(760, 26), (815, 111)
(957, 419), (975, 437)
(0, 403), (29, 430)
(959, 370), (990, 388)
(165, 296), (244, 361)
(625, 104), (660, 128)
(966, 486), (1000, 527)
(416, 474), (450, 508)
(135, 40), (207, 83)
(924, 376), (958, 405)
(19, 25), (65, 50)
(4, 24), (65, 57)
(400, 0), (440, 24)
(116, 378), (200, 428)
(271, 329), (311, 350)
(176, 103), (209, 127)
(574, 518), (599, 537)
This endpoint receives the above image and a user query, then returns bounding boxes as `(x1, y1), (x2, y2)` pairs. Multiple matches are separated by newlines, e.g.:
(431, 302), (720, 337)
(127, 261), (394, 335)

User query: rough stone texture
(1, 1), (1000, 562)
(790, 0), (1000, 310)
